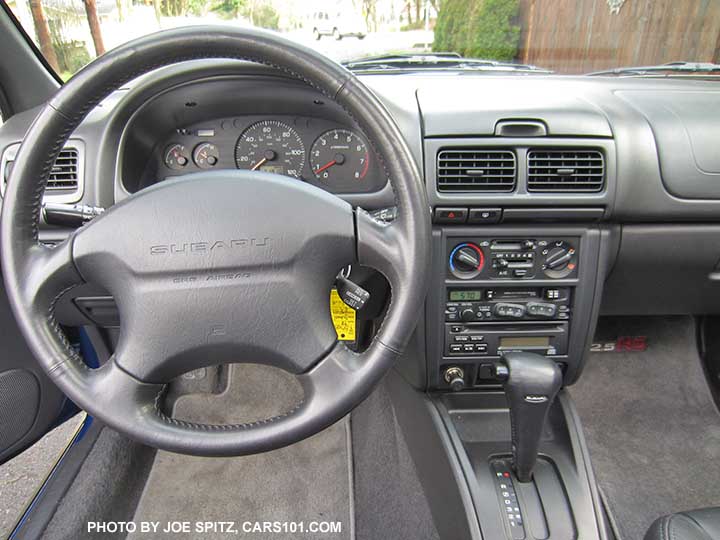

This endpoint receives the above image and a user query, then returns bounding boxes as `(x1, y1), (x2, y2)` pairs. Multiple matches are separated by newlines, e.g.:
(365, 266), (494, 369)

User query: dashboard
(3, 60), (720, 391)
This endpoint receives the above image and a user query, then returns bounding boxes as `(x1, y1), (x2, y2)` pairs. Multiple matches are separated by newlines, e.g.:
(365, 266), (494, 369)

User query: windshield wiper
(586, 61), (720, 76)
(343, 53), (552, 74)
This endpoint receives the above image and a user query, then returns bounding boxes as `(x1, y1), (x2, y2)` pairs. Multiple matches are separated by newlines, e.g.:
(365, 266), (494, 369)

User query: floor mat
(569, 316), (720, 540)
(128, 364), (353, 540)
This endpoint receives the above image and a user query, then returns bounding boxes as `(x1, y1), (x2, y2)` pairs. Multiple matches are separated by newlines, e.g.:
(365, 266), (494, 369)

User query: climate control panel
(447, 237), (579, 280)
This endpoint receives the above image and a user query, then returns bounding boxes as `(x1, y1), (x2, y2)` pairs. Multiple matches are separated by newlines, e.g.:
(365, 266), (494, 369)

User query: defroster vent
(437, 149), (516, 192)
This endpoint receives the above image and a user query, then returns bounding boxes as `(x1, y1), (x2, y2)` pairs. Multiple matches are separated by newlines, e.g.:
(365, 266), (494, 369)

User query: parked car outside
(310, 9), (366, 40)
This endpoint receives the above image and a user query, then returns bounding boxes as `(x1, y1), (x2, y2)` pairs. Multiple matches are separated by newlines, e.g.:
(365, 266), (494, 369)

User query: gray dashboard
(3, 62), (720, 219)
(2, 62), (720, 319)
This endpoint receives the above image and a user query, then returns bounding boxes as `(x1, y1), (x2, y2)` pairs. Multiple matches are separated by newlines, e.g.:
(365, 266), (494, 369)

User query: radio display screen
(499, 336), (550, 348)
(449, 290), (483, 301)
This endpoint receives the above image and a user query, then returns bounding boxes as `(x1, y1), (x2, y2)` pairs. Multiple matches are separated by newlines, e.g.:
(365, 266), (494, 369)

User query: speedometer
(234, 120), (305, 178)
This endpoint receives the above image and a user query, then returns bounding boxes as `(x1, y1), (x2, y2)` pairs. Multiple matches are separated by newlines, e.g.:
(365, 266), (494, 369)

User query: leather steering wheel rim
(0, 27), (431, 456)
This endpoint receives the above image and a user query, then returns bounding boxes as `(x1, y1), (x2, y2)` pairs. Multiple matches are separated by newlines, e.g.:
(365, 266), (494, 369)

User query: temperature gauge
(164, 143), (189, 170)
(193, 142), (220, 169)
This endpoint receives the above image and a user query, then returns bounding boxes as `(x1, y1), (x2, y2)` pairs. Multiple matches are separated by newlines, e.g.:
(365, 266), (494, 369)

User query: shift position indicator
(492, 460), (526, 540)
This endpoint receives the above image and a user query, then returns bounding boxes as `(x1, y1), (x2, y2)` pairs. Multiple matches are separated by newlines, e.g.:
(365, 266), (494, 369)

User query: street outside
(10, 0), (434, 79)
(287, 28), (433, 63)
(94, 6), (434, 65)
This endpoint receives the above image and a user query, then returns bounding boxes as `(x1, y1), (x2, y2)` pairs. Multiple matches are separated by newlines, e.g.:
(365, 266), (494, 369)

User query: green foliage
(186, 0), (211, 16)
(432, 0), (466, 53)
(465, 0), (520, 60)
(211, 0), (244, 19)
(401, 20), (425, 31)
(433, 0), (520, 61)
(210, 0), (277, 26)
(53, 40), (91, 74)
(249, 4), (279, 29)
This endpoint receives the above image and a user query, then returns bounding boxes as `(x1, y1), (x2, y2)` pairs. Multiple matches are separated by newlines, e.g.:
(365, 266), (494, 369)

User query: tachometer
(234, 120), (305, 177)
(310, 129), (369, 184)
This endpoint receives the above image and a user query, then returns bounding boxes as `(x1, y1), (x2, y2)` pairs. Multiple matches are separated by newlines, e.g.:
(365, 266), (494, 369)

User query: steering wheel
(0, 27), (430, 456)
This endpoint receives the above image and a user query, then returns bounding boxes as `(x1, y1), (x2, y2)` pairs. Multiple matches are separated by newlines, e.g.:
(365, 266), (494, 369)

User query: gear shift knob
(494, 352), (562, 482)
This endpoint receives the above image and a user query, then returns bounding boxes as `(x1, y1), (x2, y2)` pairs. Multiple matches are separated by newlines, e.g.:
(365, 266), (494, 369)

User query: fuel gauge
(193, 142), (220, 169)
(164, 143), (189, 170)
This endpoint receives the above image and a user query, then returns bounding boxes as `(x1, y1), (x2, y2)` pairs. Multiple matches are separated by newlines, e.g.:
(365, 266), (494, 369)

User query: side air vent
(527, 149), (605, 192)
(437, 149), (516, 192)
(46, 148), (80, 191)
(1, 142), (84, 203)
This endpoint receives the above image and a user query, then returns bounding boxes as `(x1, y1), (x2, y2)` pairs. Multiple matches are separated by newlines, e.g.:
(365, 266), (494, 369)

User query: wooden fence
(517, 0), (720, 73)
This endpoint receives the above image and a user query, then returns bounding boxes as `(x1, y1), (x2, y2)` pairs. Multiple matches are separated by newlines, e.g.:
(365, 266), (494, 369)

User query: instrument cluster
(157, 115), (384, 194)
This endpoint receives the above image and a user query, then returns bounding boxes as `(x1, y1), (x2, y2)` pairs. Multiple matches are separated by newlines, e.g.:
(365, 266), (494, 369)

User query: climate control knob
(449, 243), (485, 279)
(541, 241), (577, 278)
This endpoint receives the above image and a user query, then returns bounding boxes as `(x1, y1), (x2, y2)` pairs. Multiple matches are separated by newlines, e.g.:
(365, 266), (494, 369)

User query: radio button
(449, 344), (463, 354)
(470, 335), (485, 342)
(493, 303), (526, 318)
(454, 335), (470, 342)
(545, 288), (560, 300)
(451, 325), (464, 333)
(463, 344), (475, 353)
(526, 302), (557, 318)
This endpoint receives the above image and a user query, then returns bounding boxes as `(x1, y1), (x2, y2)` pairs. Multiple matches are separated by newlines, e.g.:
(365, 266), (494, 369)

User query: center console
(427, 224), (603, 392)
(419, 222), (607, 540)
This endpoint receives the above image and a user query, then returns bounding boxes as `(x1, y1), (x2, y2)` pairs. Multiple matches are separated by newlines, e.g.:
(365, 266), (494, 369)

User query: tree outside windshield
(6, 0), (720, 80)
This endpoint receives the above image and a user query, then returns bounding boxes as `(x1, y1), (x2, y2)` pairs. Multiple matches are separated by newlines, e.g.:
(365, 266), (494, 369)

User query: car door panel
(0, 271), (67, 463)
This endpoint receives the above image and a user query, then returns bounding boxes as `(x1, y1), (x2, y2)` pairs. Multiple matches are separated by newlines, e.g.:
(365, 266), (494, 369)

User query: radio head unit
(445, 286), (571, 323)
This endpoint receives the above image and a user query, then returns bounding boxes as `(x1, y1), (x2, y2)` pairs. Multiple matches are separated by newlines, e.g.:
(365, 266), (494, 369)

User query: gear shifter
(494, 352), (562, 482)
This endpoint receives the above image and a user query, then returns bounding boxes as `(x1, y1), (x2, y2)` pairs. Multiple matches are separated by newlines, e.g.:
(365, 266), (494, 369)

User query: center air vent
(527, 149), (604, 192)
(437, 149), (516, 192)
(46, 148), (80, 191)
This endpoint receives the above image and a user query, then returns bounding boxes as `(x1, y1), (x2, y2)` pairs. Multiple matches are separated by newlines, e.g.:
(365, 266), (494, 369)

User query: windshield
(5, 0), (720, 80)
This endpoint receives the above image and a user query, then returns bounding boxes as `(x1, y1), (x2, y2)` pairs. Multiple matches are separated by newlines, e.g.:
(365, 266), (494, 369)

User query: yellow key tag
(330, 289), (356, 341)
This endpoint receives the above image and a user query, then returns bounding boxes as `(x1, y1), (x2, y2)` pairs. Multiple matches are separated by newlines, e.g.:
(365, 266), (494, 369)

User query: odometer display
(310, 129), (369, 186)
(235, 120), (305, 177)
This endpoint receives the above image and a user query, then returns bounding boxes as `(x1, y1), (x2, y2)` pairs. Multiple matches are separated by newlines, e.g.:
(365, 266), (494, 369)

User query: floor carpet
(570, 316), (720, 540)
(128, 364), (353, 540)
